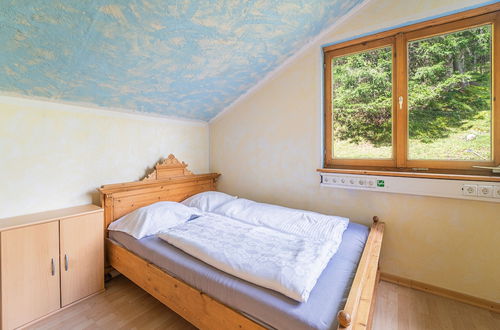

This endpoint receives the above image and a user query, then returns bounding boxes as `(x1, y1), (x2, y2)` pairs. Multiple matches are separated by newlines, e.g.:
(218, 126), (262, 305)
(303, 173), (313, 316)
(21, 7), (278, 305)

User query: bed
(99, 155), (384, 329)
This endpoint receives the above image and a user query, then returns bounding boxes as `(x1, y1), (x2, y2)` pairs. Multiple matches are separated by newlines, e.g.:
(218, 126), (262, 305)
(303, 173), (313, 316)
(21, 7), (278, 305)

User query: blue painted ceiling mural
(0, 0), (363, 121)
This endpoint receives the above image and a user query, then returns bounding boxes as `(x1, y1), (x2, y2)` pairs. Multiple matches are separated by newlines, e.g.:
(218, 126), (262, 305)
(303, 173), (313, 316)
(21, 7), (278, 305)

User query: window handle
(65, 254), (69, 271)
(51, 258), (55, 276)
(399, 96), (404, 110)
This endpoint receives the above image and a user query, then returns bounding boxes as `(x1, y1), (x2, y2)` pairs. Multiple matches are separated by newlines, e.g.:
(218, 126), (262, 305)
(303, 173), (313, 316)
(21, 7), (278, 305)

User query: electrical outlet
(462, 184), (477, 196)
(493, 186), (500, 199)
(478, 185), (493, 197)
(322, 176), (338, 184)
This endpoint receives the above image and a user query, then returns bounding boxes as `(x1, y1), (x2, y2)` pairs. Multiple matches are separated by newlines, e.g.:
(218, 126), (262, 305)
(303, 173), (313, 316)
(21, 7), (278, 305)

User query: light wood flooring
(28, 276), (500, 330)
(372, 281), (500, 330)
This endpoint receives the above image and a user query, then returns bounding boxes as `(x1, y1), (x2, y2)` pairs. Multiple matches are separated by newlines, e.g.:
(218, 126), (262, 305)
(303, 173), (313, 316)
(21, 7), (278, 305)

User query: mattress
(109, 222), (369, 330)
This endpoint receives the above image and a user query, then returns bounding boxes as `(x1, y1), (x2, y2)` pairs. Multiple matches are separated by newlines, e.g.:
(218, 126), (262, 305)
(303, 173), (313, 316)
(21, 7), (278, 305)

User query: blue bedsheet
(109, 222), (369, 330)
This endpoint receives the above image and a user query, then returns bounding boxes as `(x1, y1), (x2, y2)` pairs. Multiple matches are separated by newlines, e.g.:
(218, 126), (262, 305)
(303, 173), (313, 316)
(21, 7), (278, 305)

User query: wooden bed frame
(99, 155), (385, 330)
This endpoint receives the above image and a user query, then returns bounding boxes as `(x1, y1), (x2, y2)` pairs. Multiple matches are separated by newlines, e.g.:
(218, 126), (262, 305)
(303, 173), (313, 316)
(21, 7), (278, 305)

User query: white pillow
(108, 201), (202, 239)
(181, 191), (237, 212)
(213, 198), (349, 242)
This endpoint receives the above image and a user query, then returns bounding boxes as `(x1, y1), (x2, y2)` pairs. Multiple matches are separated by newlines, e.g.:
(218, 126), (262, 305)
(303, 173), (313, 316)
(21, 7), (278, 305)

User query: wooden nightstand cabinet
(0, 205), (104, 330)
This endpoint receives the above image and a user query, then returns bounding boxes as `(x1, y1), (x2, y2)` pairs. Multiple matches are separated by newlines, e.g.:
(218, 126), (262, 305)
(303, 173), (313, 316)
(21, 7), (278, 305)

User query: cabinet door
(60, 212), (104, 306)
(1, 222), (61, 330)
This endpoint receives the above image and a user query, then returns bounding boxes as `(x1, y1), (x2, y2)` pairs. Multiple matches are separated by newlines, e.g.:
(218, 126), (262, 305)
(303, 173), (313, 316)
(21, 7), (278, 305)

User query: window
(407, 25), (492, 162)
(324, 8), (500, 176)
(331, 44), (394, 160)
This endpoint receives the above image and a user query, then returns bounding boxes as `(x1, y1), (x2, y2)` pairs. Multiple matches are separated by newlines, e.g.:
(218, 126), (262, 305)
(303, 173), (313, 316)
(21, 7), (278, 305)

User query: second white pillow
(213, 198), (349, 242)
(181, 191), (237, 212)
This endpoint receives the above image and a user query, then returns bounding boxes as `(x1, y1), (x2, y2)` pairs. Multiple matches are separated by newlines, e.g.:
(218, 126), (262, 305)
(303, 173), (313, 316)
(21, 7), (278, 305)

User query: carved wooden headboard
(98, 154), (219, 230)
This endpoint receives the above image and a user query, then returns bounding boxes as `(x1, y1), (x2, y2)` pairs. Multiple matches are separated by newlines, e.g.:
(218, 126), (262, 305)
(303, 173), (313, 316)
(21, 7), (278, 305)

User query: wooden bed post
(337, 216), (384, 329)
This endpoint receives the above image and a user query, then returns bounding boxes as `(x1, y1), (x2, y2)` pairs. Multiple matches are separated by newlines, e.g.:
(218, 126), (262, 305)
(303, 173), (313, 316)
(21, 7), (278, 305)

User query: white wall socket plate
(462, 184), (478, 196)
(494, 186), (500, 199)
(478, 185), (493, 197)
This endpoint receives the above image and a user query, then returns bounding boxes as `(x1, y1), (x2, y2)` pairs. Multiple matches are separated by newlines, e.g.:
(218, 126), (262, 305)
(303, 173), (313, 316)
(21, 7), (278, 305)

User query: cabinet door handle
(51, 258), (55, 276)
(65, 254), (69, 271)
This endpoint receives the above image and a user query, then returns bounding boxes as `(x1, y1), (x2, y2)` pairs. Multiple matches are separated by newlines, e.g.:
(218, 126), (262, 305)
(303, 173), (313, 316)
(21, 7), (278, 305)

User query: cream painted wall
(210, 0), (500, 302)
(0, 96), (209, 218)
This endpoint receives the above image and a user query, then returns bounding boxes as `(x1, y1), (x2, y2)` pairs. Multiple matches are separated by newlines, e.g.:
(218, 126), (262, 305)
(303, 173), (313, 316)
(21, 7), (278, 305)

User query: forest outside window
(323, 9), (500, 175)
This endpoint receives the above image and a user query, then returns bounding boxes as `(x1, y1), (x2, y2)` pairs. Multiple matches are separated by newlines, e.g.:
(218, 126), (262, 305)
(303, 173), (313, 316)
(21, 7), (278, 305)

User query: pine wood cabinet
(0, 205), (104, 329)
(60, 212), (104, 306)
(1, 222), (61, 330)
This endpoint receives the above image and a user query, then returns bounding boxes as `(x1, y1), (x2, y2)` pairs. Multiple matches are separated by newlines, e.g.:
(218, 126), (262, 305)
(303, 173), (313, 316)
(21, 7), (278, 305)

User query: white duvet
(159, 213), (346, 302)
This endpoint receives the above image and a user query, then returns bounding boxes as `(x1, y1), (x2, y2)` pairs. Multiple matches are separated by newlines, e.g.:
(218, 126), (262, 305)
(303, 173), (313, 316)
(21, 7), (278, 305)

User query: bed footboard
(337, 217), (385, 330)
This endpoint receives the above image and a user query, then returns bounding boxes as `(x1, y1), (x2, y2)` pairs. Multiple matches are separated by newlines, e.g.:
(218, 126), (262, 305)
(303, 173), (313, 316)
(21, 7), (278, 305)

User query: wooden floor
(26, 276), (195, 330)
(28, 276), (500, 330)
(372, 281), (500, 330)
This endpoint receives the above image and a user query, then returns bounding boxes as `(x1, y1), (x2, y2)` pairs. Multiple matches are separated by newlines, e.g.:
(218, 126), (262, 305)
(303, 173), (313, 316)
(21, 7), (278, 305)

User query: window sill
(317, 168), (500, 182)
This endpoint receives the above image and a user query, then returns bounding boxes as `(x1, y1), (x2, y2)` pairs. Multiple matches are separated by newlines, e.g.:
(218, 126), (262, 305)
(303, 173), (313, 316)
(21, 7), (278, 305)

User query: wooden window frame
(324, 37), (397, 168)
(323, 4), (500, 177)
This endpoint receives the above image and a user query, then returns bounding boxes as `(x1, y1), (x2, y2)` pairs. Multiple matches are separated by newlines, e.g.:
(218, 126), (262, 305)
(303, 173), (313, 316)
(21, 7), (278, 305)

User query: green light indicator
(377, 180), (385, 187)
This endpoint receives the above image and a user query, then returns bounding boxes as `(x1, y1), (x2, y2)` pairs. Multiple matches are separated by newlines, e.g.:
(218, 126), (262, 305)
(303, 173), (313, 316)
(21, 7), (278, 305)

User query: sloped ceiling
(0, 0), (364, 121)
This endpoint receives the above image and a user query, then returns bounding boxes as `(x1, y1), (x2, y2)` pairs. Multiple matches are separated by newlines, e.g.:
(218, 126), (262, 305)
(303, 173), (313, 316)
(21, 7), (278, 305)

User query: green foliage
(334, 110), (491, 160)
(332, 47), (392, 146)
(332, 25), (492, 147)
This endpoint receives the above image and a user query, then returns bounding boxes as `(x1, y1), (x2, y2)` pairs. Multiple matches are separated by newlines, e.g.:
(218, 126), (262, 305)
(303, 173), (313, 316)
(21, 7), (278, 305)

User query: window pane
(408, 25), (492, 161)
(331, 46), (393, 159)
